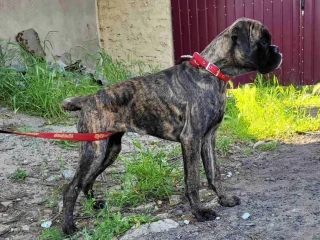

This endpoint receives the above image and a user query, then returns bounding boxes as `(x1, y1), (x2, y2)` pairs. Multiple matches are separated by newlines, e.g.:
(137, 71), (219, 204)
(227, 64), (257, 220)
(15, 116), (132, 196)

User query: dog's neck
(200, 34), (255, 77)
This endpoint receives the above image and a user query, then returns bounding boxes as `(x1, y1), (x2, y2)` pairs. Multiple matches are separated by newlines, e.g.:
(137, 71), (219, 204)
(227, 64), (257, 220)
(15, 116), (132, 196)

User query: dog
(61, 17), (282, 234)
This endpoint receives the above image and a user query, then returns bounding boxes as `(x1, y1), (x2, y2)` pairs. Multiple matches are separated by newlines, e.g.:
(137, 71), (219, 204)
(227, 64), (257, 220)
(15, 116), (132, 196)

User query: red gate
(171, 0), (319, 86)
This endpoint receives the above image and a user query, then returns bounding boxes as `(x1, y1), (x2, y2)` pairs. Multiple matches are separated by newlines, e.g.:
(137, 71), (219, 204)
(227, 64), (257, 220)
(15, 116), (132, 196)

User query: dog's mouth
(257, 51), (283, 74)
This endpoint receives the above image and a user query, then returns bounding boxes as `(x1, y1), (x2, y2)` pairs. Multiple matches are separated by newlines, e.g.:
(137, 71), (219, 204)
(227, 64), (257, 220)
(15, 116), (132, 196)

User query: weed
(39, 226), (64, 240)
(8, 168), (28, 180)
(44, 184), (66, 208)
(90, 209), (157, 239)
(57, 156), (67, 170)
(83, 194), (96, 216)
(53, 140), (79, 149)
(44, 192), (59, 208)
(216, 136), (234, 154)
(257, 141), (279, 151)
(243, 147), (254, 156)
(108, 141), (183, 207)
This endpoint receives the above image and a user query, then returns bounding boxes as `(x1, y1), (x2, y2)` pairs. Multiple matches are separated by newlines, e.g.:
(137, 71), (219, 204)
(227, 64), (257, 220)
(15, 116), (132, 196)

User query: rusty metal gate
(171, 0), (319, 86)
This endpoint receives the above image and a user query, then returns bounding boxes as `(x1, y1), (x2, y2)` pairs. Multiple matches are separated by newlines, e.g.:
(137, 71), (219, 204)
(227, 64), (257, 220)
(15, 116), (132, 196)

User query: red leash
(0, 129), (115, 141)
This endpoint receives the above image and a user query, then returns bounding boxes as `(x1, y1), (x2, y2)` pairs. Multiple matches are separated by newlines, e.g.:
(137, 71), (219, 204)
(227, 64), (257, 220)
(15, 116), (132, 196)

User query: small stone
(156, 213), (169, 219)
(62, 170), (74, 179)
(134, 202), (155, 212)
(43, 209), (53, 215)
(242, 212), (251, 220)
(265, 177), (276, 182)
(21, 225), (30, 231)
(109, 185), (121, 191)
(157, 200), (163, 205)
(183, 220), (190, 225)
(1, 201), (13, 208)
(45, 176), (55, 182)
(120, 219), (179, 240)
(110, 207), (120, 212)
(149, 219), (179, 232)
(227, 171), (233, 178)
(58, 201), (63, 213)
(216, 217), (220, 220)
(0, 225), (10, 235)
(245, 222), (256, 227)
(41, 220), (52, 228)
(169, 195), (181, 206)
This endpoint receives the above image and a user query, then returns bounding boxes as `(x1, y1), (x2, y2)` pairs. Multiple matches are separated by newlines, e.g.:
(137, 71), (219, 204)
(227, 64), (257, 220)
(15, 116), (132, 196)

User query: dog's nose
(272, 45), (279, 53)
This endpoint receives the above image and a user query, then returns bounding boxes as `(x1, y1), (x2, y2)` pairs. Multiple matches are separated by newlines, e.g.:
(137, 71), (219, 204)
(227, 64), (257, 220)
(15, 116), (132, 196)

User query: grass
(39, 227), (65, 240)
(0, 41), (159, 121)
(225, 75), (320, 140)
(52, 140), (79, 149)
(257, 141), (279, 151)
(8, 168), (28, 181)
(87, 211), (157, 239)
(107, 140), (183, 208)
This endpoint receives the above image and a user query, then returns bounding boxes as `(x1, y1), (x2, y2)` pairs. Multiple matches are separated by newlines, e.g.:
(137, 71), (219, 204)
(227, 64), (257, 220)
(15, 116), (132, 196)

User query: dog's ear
(231, 22), (251, 56)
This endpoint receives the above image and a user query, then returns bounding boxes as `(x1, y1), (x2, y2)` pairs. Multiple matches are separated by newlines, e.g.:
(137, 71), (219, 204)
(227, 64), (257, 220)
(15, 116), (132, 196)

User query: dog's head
(228, 17), (282, 74)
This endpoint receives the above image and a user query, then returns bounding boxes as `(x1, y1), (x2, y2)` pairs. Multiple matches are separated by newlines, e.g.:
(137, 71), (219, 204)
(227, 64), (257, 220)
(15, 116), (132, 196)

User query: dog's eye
(260, 39), (268, 46)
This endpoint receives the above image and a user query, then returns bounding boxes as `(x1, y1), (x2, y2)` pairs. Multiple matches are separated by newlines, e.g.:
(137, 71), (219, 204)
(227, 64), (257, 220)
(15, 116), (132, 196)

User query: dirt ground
(0, 107), (319, 240)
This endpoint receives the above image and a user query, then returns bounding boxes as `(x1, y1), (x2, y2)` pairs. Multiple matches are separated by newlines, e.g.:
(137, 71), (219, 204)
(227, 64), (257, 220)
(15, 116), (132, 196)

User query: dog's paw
(193, 208), (217, 222)
(93, 200), (107, 209)
(63, 224), (78, 235)
(218, 195), (241, 207)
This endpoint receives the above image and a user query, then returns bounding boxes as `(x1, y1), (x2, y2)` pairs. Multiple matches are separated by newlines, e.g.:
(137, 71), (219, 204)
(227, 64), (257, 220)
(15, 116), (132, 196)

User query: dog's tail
(62, 95), (92, 111)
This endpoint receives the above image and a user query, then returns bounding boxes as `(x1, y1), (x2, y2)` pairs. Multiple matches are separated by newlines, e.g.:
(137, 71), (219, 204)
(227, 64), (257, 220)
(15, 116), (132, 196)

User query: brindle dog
(61, 17), (282, 234)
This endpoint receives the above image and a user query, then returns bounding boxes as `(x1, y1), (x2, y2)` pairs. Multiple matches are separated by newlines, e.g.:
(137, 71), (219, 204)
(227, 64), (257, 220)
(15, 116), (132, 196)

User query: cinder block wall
(97, 0), (174, 70)
(0, 0), (100, 66)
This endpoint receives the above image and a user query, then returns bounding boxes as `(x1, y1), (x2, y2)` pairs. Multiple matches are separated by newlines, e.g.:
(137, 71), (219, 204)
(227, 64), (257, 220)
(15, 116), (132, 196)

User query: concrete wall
(0, 0), (100, 66)
(97, 0), (174, 70)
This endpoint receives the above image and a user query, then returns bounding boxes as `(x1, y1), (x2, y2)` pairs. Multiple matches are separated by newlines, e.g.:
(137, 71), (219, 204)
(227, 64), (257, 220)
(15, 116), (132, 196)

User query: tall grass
(0, 41), (159, 120)
(224, 75), (320, 139)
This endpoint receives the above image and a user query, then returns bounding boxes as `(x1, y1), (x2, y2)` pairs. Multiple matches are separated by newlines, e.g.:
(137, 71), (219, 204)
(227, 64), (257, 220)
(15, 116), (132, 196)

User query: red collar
(187, 52), (231, 82)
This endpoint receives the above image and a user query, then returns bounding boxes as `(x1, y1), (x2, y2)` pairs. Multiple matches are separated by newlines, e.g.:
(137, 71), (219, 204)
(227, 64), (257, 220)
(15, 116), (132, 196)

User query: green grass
(107, 140), (183, 208)
(77, 210), (157, 240)
(225, 75), (320, 140)
(0, 48), (101, 119)
(0, 41), (159, 120)
(52, 140), (79, 149)
(39, 226), (64, 240)
(256, 141), (279, 151)
(8, 168), (28, 181)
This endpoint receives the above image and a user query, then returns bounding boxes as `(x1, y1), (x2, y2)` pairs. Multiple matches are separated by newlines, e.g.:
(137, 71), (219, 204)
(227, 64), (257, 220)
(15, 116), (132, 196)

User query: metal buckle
(215, 69), (220, 77)
(180, 55), (193, 59)
(205, 63), (211, 71)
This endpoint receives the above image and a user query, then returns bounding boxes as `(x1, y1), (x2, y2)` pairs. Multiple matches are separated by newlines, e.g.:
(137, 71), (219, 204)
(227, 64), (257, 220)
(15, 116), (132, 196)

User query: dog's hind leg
(82, 132), (124, 208)
(201, 129), (240, 208)
(62, 132), (124, 234)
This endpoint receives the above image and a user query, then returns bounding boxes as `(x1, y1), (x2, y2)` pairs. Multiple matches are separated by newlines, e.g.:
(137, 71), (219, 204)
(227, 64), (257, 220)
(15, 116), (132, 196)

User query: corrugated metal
(171, 0), (317, 86)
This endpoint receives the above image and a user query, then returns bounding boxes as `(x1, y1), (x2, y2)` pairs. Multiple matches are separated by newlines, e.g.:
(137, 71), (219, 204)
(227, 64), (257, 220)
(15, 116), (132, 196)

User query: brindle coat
(61, 18), (282, 234)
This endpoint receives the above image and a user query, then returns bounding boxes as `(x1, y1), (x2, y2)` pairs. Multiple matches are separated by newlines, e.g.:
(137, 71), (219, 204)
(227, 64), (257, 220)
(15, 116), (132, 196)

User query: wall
(97, 0), (174, 70)
(0, 0), (100, 66)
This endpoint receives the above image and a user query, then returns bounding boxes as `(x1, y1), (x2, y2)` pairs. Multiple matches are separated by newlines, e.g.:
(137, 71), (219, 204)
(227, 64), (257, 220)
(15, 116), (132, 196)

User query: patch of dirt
(0, 107), (319, 240)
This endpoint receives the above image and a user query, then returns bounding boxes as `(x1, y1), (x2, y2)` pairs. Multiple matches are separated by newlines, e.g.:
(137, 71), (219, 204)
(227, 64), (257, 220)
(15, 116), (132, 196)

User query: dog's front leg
(201, 130), (240, 207)
(181, 135), (217, 221)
